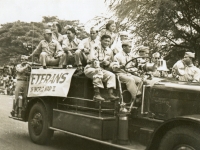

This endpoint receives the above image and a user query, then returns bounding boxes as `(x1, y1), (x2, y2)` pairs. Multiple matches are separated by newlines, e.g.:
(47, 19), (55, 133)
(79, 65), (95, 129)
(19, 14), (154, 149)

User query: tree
(108, 0), (200, 67)
(0, 16), (89, 65)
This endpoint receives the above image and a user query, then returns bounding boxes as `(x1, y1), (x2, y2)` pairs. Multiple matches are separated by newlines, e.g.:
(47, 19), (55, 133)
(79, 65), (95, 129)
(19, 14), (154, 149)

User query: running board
(49, 127), (145, 150)
(8, 116), (25, 121)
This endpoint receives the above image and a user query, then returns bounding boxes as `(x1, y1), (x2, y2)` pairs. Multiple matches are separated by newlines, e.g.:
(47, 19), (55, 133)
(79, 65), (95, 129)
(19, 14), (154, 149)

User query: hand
(102, 60), (110, 66)
(26, 63), (31, 68)
(55, 51), (63, 58)
(83, 48), (90, 54)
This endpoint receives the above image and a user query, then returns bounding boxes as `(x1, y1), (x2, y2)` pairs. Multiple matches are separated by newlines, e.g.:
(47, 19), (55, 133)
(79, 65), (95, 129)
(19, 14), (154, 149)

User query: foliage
(108, 0), (200, 67)
(0, 16), (89, 65)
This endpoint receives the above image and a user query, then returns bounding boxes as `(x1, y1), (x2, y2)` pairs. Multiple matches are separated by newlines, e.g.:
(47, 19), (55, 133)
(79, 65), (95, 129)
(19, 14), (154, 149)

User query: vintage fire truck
(10, 60), (200, 150)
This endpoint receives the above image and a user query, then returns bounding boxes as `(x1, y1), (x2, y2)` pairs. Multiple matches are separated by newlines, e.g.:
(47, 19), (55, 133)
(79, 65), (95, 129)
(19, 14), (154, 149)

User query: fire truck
(10, 60), (200, 150)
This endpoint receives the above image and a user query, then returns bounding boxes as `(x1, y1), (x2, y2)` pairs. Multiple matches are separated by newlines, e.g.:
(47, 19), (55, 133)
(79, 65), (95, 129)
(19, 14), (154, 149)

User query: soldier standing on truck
(84, 35), (119, 102)
(28, 29), (67, 69)
(10, 55), (30, 118)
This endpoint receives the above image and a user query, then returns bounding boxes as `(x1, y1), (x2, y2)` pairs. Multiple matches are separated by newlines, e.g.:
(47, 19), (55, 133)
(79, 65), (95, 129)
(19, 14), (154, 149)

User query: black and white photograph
(1, 0), (200, 150)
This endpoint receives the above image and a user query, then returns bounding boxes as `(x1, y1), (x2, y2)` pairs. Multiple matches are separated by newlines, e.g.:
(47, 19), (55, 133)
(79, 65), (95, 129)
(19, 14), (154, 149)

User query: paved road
(0, 95), (120, 150)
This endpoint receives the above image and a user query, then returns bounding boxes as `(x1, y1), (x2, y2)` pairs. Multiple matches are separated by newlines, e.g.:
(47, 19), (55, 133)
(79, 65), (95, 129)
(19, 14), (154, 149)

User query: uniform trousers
(15, 80), (28, 108)
(84, 66), (116, 89)
(39, 52), (67, 67)
(74, 50), (88, 67)
(116, 73), (142, 99)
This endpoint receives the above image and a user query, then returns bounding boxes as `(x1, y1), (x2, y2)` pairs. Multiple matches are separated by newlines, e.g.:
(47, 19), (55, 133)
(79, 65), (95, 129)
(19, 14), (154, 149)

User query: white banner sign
(27, 69), (76, 97)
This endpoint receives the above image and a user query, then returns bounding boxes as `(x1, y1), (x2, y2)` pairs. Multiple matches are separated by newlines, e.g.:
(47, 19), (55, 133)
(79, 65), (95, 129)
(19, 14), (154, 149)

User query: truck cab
(10, 67), (200, 150)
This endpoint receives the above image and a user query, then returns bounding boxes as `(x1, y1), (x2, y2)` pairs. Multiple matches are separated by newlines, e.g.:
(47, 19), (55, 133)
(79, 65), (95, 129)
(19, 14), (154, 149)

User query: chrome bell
(143, 62), (157, 72)
(157, 59), (169, 71)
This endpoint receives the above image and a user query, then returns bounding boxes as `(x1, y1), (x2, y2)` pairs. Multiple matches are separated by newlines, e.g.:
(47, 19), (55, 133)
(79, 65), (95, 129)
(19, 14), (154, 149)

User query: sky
(0, 0), (108, 24)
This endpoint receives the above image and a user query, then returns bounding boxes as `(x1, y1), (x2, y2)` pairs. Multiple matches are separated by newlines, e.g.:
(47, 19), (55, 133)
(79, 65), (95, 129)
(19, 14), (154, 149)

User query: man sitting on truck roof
(28, 29), (67, 69)
(84, 35), (119, 102)
(173, 52), (200, 82)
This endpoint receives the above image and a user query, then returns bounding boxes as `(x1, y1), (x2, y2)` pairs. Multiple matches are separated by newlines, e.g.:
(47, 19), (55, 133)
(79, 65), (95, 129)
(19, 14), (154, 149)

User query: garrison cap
(138, 46), (149, 53)
(122, 40), (131, 46)
(119, 31), (128, 36)
(43, 29), (52, 34)
(185, 52), (195, 58)
(152, 52), (160, 58)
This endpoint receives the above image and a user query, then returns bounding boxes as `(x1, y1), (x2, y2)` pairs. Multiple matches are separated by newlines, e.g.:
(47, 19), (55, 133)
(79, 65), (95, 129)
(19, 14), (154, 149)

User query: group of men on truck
(10, 20), (200, 118)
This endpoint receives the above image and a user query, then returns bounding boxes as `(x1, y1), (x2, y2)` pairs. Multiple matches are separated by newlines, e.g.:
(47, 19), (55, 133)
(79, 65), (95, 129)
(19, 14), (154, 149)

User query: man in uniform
(84, 35), (119, 101)
(112, 40), (142, 101)
(112, 31), (129, 54)
(29, 29), (66, 69)
(62, 27), (81, 66)
(74, 27), (101, 75)
(152, 52), (161, 77)
(173, 52), (200, 82)
(11, 55), (30, 118)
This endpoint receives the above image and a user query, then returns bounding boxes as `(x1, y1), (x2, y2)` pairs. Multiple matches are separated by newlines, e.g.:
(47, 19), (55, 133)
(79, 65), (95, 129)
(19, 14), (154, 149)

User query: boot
(18, 107), (22, 118)
(107, 88), (119, 101)
(93, 88), (105, 101)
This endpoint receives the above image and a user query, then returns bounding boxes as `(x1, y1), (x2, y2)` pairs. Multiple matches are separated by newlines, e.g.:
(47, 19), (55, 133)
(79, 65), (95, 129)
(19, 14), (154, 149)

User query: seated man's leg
(84, 67), (105, 101)
(40, 52), (59, 68)
(132, 75), (142, 94)
(102, 70), (119, 101)
(66, 51), (75, 66)
(75, 50), (87, 67)
(59, 53), (67, 68)
(117, 73), (138, 99)
(39, 52), (48, 68)
(74, 50), (87, 75)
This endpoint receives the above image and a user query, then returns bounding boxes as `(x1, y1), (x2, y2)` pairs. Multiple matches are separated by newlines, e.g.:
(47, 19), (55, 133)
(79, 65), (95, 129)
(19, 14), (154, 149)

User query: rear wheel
(28, 102), (53, 144)
(158, 126), (200, 150)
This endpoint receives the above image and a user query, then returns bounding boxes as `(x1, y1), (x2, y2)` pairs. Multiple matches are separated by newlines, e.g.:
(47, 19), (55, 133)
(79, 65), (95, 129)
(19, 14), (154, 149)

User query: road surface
(0, 95), (119, 150)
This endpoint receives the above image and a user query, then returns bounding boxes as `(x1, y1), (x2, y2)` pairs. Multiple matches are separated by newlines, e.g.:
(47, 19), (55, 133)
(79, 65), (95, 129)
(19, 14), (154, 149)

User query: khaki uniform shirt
(16, 63), (29, 80)
(52, 33), (64, 46)
(62, 37), (81, 51)
(32, 39), (62, 56)
(113, 51), (136, 73)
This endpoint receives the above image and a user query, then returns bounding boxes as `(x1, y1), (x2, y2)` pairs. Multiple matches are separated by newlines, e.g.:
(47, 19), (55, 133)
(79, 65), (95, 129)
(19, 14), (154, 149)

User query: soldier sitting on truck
(74, 27), (101, 76)
(62, 27), (81, 67)
(28, 29), (67, 69)
(84, 35), (119, 102)
(173, 52), (200, 82)
(10, 55), (30, 117)
(111, 40), (142, 101)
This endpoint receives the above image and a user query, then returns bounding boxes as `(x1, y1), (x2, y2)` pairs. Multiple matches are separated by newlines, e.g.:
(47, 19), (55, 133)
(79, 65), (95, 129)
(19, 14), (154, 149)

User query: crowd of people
(9, 20), (200, 117)
(25, 20), (200, 99)
(0, 65), (16, 95)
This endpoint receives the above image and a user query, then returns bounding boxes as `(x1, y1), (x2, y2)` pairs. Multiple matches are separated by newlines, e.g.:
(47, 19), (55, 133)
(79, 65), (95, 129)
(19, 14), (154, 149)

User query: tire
(158, 126), (200, 150)
(28, 102), (53, 145)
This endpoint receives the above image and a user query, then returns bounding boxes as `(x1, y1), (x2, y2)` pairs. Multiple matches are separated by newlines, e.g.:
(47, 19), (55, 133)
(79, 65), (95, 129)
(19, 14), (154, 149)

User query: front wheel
(158, 126), (200, 150)
(28, 102), (53, 145)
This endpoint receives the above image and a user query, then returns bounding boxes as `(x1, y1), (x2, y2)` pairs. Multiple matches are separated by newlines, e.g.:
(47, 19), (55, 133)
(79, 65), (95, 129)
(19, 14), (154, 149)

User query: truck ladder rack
(57, 96), (118, 117)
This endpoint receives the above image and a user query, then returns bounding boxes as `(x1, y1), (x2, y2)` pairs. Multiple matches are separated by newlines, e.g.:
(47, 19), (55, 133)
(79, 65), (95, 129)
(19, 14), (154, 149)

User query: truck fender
(25, 97), (53, 122)
(147, 114), (200, 150)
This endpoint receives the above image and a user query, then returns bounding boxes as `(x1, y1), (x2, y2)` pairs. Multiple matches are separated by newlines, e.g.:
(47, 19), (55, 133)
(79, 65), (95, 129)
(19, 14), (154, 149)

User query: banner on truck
(27, 69), (76, 97)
